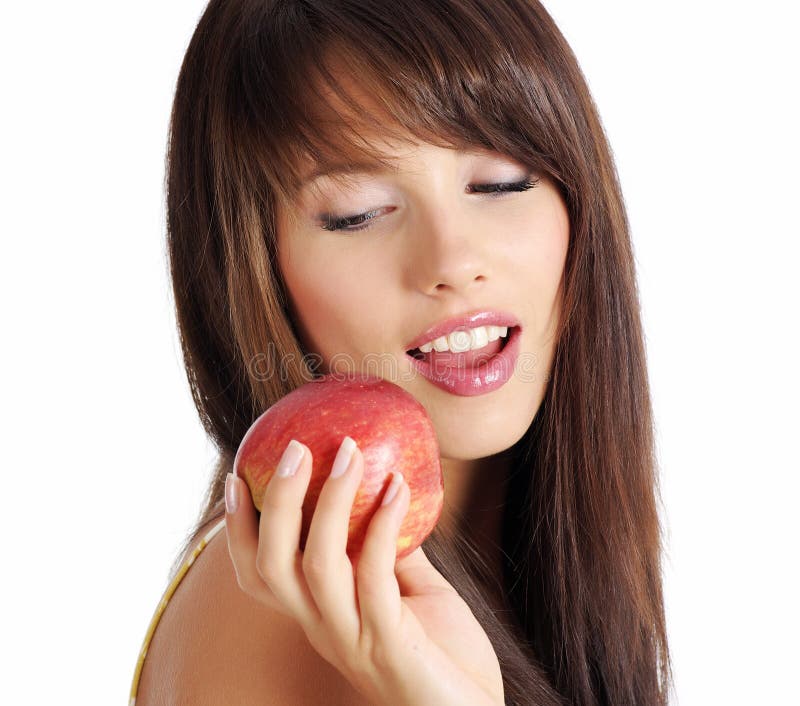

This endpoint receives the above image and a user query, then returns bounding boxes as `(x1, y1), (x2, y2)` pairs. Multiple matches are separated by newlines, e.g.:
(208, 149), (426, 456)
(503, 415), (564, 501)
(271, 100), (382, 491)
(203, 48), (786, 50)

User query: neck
(436, 450), (513, 587)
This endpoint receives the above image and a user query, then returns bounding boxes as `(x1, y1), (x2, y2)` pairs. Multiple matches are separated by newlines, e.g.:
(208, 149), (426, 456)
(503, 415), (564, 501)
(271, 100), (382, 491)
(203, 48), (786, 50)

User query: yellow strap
(128, 518), (226, 705)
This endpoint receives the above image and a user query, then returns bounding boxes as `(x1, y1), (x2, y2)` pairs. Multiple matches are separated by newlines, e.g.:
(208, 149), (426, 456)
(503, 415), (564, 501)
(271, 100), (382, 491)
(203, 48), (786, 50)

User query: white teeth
(469, 326), (489, 350)
(448, 330), (472, 353)
(431, 336), (449, 352)
(417, 325), (510, 354)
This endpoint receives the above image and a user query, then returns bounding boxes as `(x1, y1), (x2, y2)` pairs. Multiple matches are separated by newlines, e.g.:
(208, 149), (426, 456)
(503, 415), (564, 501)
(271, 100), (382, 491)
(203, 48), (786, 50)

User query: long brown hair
(165, 1), (672, 703)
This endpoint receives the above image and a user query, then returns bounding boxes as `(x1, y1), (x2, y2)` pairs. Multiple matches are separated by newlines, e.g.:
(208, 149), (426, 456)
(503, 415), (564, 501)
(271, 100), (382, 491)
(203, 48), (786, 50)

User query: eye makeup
(319, 176), (540, 234)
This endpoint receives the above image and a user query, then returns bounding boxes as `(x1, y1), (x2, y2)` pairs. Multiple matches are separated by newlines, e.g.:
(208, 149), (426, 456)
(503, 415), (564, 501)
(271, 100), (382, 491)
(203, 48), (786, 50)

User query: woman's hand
(225, 437), (504, 706)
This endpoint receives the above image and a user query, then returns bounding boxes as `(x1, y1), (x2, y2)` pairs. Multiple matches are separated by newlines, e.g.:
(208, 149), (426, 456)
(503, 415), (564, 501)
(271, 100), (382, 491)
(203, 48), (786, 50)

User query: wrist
(374, 644), (504, 706)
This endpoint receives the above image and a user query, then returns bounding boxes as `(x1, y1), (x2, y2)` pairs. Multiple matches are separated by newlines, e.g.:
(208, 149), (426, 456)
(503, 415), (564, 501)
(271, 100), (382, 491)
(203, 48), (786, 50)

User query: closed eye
(466, 177), (540, 196)
(320, 176), (540, 233)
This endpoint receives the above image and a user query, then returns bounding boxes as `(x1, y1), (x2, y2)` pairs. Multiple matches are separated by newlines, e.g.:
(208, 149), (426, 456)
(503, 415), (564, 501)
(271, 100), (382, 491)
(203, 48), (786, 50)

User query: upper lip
(405, 309), (522, 351)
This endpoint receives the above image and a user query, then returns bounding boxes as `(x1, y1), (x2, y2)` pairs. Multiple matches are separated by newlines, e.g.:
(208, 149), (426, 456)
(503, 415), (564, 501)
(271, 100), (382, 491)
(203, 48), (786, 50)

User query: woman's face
(276, 138), (569, 460)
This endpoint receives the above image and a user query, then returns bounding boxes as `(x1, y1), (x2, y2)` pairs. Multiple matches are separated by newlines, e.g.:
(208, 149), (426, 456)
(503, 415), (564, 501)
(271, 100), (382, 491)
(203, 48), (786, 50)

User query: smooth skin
(275, 136), (568, 563)
(225, 441), (504, 706)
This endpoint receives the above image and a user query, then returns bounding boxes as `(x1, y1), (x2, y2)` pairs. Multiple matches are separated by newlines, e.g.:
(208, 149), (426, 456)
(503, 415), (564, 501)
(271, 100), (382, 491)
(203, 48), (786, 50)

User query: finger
(355, 471), (410, 644)
(302, 436), (363, 650)
(256, 440), (320, 624)
(225, 472), (272, 599)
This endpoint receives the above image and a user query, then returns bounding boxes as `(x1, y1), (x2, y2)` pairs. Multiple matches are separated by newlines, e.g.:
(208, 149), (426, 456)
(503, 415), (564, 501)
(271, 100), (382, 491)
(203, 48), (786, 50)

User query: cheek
(278, 237), (392, 359)
(511, 195), (569, 332)
(539, 198), (570, 293)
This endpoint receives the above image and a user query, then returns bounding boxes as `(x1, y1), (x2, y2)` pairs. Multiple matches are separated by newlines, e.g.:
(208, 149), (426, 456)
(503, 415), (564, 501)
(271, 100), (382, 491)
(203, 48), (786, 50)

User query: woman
(130, 0), (672, 704)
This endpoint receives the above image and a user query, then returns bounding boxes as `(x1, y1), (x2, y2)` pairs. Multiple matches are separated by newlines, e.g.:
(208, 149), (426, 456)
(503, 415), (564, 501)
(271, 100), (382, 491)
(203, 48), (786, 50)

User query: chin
(433, 404), (536, 462)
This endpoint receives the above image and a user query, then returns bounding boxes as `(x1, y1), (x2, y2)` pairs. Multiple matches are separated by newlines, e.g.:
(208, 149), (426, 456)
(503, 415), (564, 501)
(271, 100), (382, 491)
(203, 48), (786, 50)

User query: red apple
(233, 374), (443, 559)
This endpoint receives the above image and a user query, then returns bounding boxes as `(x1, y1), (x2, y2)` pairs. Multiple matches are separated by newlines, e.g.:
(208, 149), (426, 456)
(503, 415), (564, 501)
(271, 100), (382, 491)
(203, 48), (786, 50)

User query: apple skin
(233, 375), (443, 560)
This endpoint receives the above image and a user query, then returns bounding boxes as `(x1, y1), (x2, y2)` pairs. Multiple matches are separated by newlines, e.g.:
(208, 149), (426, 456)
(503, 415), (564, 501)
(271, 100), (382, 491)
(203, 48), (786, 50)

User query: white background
(1, 2), (797, 704)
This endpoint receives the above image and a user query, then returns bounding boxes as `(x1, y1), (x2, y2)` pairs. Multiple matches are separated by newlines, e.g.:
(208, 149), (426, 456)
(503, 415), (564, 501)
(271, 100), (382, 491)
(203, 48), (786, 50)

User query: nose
(405, 203), (490, 297)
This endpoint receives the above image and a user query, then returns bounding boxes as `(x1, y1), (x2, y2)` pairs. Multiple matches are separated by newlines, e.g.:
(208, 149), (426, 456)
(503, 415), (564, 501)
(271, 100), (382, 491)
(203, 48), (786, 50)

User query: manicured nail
(330, 436), (357, 478)
(276, 440), (304, 478)
(381, 472), (404, 506)
(225, 473), (238, 514)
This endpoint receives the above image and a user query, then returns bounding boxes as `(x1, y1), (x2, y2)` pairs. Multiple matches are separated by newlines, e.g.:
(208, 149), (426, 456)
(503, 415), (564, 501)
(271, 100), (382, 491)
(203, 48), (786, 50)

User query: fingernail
(381, 472), (404, 506)
(225, 473), (238, 513)
(276, 439), (305, 478)
(330, 436), (357, 478)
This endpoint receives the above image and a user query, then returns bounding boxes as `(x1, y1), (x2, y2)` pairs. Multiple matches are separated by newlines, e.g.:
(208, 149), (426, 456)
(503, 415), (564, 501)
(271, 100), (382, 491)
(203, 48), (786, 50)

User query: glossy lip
(405, 325), (522, 397)
(404, 310), (522, 352)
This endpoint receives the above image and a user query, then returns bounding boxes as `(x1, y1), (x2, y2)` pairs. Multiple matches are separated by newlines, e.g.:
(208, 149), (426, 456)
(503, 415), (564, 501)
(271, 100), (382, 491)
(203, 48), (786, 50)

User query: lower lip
(406, 326), (522, 397)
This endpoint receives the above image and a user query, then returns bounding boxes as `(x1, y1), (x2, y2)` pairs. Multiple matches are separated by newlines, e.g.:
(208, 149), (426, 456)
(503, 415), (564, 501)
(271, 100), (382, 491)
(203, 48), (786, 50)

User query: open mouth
(406, 326), (517, 365)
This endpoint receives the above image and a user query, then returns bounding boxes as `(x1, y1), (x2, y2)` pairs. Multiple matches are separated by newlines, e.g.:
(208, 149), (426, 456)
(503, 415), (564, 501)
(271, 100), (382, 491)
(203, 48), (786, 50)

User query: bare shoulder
(135, 517), (375, 706)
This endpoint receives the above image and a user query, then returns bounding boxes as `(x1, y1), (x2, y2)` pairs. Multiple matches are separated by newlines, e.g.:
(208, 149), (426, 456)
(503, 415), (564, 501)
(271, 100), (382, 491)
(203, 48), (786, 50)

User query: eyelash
(320, 176), (541, 233)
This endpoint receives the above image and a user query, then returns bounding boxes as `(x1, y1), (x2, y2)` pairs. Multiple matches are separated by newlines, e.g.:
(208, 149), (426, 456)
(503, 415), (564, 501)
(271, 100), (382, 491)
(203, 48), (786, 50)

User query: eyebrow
(300, 147), (520, 190)
(301, 160), (400, 188)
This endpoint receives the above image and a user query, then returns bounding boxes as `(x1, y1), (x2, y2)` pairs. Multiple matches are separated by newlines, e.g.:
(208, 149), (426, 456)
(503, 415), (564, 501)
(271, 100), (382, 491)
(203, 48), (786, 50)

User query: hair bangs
(232, 0), (566, 208)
